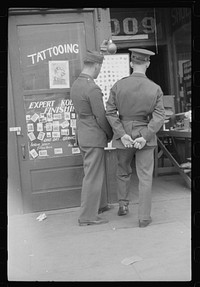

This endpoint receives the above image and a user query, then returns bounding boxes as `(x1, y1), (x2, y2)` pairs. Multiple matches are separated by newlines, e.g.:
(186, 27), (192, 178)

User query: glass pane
(18, 23), (86, 90)
(24, 93), (80, 160)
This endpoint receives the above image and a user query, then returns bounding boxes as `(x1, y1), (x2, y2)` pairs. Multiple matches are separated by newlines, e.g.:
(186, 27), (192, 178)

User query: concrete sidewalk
(8, 174), (191, 281)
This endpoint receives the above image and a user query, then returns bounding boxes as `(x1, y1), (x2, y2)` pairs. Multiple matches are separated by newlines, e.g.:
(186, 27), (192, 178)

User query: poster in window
(182, 60), (191, 108)
(49, 61), (70, 89)
(24, 93), (80, 160)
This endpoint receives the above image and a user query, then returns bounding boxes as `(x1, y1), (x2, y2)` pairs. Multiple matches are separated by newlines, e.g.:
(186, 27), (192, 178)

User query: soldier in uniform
(106, 48), (165, 227)
(70, 50), (113, 226)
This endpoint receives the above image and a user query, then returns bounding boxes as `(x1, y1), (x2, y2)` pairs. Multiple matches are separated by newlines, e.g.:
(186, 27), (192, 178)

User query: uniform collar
(79, 73), (94, 81)
(131, 72), (147, 78)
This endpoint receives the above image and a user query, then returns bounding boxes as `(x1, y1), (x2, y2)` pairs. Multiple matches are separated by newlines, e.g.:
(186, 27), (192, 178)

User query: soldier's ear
(94, 63), (99, 71)
(146, 61), (150, 68)
(130, 62), (134, 68)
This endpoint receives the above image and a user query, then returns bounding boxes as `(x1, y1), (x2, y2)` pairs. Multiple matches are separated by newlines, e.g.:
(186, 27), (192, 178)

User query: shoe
(78, 217), (109, 226)
(139, 218), (152, 228)
(118, 205), (129, 216)
(98, 205), (114, 214)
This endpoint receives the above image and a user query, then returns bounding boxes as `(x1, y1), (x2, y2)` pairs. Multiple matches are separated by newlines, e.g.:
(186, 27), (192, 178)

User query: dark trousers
(116, 146), (155, 221)
(79, 146), (107, 221)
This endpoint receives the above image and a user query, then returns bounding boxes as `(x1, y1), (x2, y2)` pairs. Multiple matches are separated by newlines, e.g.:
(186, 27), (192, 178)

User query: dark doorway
(116, 45), (169, 94)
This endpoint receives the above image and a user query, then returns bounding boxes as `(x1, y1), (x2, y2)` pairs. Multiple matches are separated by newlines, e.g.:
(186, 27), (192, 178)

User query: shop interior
(174, 22), (191, 112)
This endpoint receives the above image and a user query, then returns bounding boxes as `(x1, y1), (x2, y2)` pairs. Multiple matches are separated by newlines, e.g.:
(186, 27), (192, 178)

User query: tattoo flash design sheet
(24, 93), (80, 160)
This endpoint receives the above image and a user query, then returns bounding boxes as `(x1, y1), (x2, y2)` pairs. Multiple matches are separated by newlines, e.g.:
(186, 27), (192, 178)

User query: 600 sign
(111, 17), (155, 36)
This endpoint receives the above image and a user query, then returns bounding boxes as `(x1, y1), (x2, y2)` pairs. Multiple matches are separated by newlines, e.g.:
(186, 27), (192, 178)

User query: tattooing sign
(24, 93), (80, 160)
(18, 22), (86, 90)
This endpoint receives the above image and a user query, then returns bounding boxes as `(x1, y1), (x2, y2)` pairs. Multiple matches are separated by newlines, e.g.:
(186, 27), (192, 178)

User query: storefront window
(110, 7), (164, 45)
(170, 8), (191, 112)
(24, 93), (79, 160)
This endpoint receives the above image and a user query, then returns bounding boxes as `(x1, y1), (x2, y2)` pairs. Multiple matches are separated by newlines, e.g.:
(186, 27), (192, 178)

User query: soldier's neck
(132, 64), (147, 74)
(133, 71), (146, 74)
(132, 67), (146, 74)
(81, 68), (94, 79)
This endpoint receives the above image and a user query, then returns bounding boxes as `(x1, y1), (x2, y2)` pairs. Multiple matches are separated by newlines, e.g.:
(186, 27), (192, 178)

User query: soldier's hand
(121, 134), (134, 148)
(132, 137), (146, 149)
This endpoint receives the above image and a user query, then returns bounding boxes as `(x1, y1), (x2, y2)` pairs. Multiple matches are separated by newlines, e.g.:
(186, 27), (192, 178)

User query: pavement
(8, 174), (191, 281)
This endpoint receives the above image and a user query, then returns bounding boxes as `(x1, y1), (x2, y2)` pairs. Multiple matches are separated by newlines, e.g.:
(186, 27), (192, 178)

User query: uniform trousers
(116, 145), (155, 221)
(79, 146), (107, 221)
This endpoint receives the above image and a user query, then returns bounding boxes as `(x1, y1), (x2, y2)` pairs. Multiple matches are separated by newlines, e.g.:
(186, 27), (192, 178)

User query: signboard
(95, 54), (130, 106)
(110, 8), (163, 42)
(110, 8), (155, 39)
(24, 93), (80, 160)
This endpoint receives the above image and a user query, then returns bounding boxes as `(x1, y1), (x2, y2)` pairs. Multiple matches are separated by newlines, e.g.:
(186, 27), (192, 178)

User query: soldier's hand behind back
(132, 137), (146, 149)
(121, 134), (134, 148)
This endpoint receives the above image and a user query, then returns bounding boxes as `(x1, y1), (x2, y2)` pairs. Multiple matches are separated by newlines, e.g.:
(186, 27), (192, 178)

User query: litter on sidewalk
(121, 255), (143, 265)
(36, 213), (47, 221)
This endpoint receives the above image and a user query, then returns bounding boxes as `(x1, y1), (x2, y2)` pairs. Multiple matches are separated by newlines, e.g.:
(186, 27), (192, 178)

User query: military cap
(84, 50), (104, 64)
(129, 48), (155, 63)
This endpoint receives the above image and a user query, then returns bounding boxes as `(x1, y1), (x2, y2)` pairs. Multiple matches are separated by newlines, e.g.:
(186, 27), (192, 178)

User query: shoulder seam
(120, 76), (129, 81)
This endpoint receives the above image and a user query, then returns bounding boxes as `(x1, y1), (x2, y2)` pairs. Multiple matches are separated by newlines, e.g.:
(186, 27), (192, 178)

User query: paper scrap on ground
(36, 213), (47, 221)
(121, 255), (143, 265)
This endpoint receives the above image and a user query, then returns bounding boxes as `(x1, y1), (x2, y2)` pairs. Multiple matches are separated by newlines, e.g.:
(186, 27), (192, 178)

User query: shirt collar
(131, 72), (147, 78)
(79, 73), (94, 81)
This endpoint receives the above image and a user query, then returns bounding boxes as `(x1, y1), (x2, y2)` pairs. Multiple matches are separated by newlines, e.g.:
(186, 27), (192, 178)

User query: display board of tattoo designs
(24, 93), (80, 160)
(95, 54), (130, 107)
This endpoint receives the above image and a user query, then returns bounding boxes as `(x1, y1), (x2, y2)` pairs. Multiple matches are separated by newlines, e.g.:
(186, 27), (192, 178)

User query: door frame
(8, 55), (23, 215)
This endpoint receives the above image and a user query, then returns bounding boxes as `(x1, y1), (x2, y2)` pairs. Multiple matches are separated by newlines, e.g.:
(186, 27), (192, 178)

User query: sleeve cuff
(140, 129), (152, 142)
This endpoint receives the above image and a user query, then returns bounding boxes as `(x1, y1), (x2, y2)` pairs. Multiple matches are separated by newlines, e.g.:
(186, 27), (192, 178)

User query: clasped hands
(121, 134), (146, 150)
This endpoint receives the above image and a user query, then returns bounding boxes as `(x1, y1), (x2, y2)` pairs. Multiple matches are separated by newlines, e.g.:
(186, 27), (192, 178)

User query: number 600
(111, 17), (155, 35)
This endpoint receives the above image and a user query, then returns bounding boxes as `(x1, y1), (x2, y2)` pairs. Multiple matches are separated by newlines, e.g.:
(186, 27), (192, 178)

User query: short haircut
(131, 59), (149, 65)
(84, 61), (99, 67)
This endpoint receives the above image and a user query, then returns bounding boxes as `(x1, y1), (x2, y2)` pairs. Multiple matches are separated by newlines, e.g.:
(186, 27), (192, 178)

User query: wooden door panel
(32, 188), (81, 212)
(31, 166), (84, 191)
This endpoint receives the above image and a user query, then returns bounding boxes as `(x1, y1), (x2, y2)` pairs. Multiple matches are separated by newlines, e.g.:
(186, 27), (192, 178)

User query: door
(8, 10), (96, 213)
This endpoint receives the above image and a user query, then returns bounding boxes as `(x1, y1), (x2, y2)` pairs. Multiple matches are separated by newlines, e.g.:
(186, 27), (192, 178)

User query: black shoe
(118, 205), (129, 216)
(139, 218), (152, 228)
(78, 217), (109, 226)
(98, 205), (114, 214)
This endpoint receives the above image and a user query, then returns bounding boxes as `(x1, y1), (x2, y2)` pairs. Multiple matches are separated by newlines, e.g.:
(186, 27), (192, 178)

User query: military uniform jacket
(106, 73), (165, 148)
(70, 73), (113, 148)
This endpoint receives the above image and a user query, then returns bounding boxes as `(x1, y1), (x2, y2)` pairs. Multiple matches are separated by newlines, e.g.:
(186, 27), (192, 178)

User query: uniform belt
(119, 115), (148, 122)
(78, 114), (95, 119)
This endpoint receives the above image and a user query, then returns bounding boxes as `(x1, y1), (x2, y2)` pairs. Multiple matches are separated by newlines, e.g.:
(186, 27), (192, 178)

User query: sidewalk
(8, 174), (191, 281)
